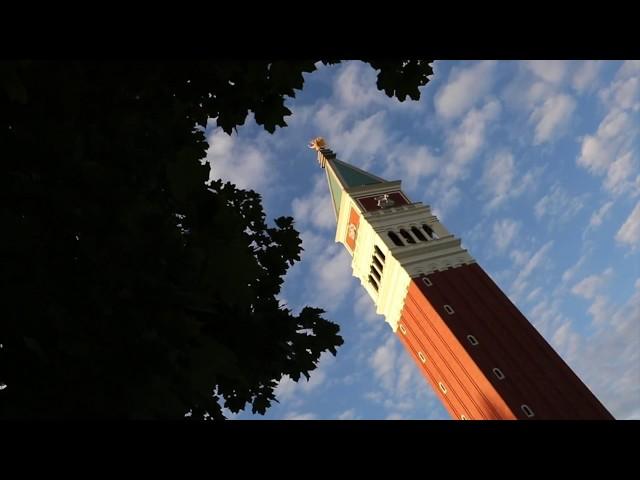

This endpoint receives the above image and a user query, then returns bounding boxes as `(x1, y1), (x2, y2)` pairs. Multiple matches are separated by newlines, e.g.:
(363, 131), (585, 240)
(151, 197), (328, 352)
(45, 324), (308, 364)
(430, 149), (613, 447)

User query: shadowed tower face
(309, 137), (614, 420)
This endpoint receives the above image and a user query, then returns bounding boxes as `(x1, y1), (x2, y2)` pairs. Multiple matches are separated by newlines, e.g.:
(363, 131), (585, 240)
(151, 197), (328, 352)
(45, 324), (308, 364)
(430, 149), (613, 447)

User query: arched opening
(368, 275), (379, 291)
(388, 231), (404, 246)
(411, 226), (427, 241)
(423, 224), (437, 239)
(399, 229), (416, 244)
(373, 245), (386, 262)
(372, 256), (384, 272)
(370, 266), (381, 281)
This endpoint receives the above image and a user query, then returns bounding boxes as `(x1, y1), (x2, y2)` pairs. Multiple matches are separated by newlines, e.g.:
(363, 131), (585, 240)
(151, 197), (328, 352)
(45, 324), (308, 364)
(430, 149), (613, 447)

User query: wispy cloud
(291, 174), (337, 231)
(561, 252), (590, 284)
(524, 60), (568, 85)
(492, 218), (521, 252)
(434, 61), (497, 120)
(482, 151), (516, 209)
(381, 140), (439, 191)
(336, 408), (358, 420)
(567, 278), (640, 418)
(443, 99), (501, 185)
(616, 201), (640, 250)
(577, 62), (640, 196)
(572, 60), (603, 94)
(274, 352), (337, 405)
(283, 412), (318, 420)
(571, 267), (614, 300)
(510, 241), (554, 299)
(310, 246), (355, 308)
(534, 184), (586, 226)
(205, 127), (274, 192)
(588, 201), (615, 229)
(365, 334), (446, 419)
(481, 151), (540, 211)
(529, 93), (576, 145)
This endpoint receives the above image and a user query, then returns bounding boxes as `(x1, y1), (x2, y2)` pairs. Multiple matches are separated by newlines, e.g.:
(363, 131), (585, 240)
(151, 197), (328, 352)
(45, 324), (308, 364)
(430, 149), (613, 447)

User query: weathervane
(308, 137), (327, 151)
(309, 137), (332, 168)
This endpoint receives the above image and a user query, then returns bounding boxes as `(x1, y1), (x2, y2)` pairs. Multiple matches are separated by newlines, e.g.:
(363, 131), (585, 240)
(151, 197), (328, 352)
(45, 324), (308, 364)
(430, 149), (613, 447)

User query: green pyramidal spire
(309, 137), (387, 219)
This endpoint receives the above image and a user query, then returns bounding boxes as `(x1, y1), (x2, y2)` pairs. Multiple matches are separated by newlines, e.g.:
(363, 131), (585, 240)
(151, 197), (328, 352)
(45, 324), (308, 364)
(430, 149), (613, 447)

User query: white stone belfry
(312, 139), (475, 332)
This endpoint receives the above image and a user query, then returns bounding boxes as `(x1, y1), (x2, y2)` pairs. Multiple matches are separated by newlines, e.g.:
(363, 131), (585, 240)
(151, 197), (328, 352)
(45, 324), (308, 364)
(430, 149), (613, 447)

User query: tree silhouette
(0, 60), (433, 419)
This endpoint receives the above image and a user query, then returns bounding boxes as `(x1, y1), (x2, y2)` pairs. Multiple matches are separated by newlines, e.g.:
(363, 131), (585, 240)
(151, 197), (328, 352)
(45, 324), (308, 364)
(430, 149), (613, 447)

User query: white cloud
(525, 81), (556, 106)
(572, 60), (603, 93)
(336, 408), (357, 420)
(577, 110), (633, 175)
(524, 60), (568, 85)
(616, 60), (640, 80)
(329, 111), (389, 166)
(482, 151), (515, 209)
(364, 333), (447, 419)
(386, 413), (405, 420)
(492, 218), (521, 252)
(205, 128), (273, 192)
(534, 184), (586, 225)
(586, 295), (610, 326)
(567, 279), (640, 418)
(354, 289), (383, 329)
(429, 182), (462, 219)
(296, 241), (355, 312)
(382, 141), (439, 191)
(370, 335), (398, 391)
(510, 241), (554, 298)
(434, 61), (497, 120)
(616, 201), (640, 249)
(600, 76), (640, 112)
(526, 286), (543, 303)
(588, 201), (615, 229)
(335, 62), (381, 109)
(333, 61), (423, 114)
(510, 248), (530, 268)
(313, 103), (350, 137)
(274, 375), (298, 403)
(529, 93), (576, 145)
(274, 351), (336, 404)
(284, 412), (317, 420)
(604, 151), (638, 196)
(291, 174), (337, 231)
(443, 99), (501, 185)
(577, 62), (640, 196)
(561, 253), (589, 284)
(571, 268), (614, 300)
(480, 151), (542, 212)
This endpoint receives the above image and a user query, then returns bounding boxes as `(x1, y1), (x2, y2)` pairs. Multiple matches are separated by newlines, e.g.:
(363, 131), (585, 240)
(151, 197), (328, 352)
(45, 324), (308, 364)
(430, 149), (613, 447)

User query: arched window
(521, 404), (534, 418)
(370, 266), (381, 281)
(399, 229), (416, 244)
(388, 231), (404, 246)
(423, 224), (437, 239)
(372, 256), (384, 272)
(374, 245), (386, 261)
(368, 275), (379, 291)
(411, 226), (427, 241)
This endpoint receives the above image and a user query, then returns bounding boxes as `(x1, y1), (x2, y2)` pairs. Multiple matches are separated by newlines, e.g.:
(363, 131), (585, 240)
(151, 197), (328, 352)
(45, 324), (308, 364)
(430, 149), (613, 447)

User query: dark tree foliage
(0, 60), (433, 419)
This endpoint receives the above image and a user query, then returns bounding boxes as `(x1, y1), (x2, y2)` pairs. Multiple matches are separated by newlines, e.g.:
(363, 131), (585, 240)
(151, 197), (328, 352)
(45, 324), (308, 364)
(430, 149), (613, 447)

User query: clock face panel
(345, 207), (360, 252)
(357, 191), (409, 212)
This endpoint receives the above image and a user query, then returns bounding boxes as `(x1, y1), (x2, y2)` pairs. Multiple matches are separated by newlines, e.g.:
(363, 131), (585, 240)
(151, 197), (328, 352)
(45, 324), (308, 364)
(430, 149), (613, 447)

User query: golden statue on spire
(308, 137), (327, 152)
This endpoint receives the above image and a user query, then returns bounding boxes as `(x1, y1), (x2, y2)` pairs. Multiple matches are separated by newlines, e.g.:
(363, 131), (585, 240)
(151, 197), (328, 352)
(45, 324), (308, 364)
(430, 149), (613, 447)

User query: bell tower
(309, 137), (613, 420)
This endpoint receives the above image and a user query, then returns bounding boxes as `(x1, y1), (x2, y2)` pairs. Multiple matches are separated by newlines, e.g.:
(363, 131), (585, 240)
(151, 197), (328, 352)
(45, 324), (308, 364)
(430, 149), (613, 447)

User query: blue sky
(204, 60), (640, 420)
